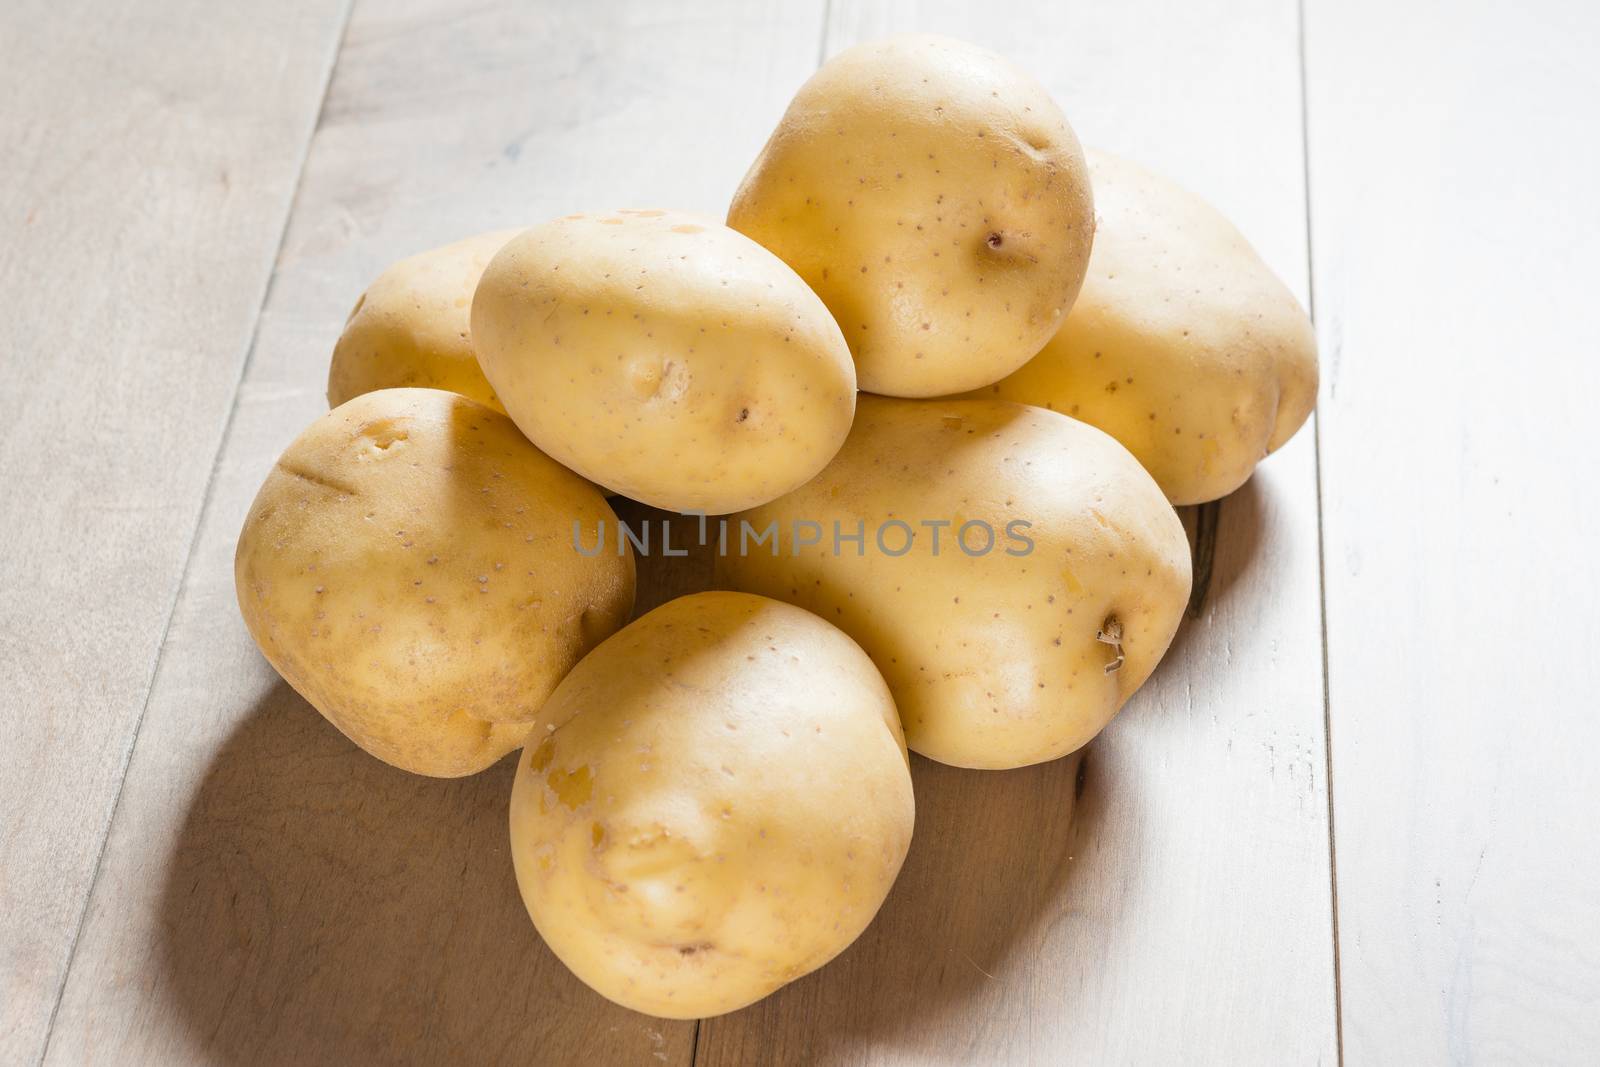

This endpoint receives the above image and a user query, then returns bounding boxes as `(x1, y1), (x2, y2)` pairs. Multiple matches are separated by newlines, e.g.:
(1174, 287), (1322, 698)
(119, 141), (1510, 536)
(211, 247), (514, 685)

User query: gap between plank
(1298, 0), (1345, 1062)
(816, 0), (833, 66)
(32, 4), (357, 1064)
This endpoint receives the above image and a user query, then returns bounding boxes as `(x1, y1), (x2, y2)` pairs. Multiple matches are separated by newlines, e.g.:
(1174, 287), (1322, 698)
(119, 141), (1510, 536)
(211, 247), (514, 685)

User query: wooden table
(3, 1), (1596, 1063)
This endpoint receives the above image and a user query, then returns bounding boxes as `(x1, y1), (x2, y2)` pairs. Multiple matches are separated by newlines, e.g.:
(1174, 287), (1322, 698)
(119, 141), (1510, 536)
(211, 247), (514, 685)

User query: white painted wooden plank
(1306, 0), (1600, 1061)
(41, 2), (825, 1063)
(698, 1), (1338, 1063)
(0, 2), (349, 1062)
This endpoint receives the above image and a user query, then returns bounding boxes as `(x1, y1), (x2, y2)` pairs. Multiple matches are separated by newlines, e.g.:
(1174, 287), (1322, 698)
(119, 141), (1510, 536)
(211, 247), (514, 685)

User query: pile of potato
(235, 35), (1316, 1019)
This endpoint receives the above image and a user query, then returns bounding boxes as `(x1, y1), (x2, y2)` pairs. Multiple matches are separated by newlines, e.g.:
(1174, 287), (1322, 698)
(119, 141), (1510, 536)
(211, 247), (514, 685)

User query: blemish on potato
(548, 763), (594, 809)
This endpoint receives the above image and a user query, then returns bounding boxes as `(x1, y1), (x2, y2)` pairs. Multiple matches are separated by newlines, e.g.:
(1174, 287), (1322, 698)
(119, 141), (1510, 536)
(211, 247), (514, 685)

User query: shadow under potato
(162, 487), (1160, 1063)
(1180, 476), (1269, 620)
(157, 681), (692, 1066)
(161, 686), (1110, 1067)
(696, 748), (1109, 1067)
(1161, 477), (1271, 670)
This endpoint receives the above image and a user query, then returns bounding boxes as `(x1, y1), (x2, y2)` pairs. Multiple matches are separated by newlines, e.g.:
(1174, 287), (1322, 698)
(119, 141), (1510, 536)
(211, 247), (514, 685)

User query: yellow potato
(970, 151), (1319, 504)
(718, 396), (1190, 770)
(471, 210), (856, 514)
(327, 230), (520, 411)
(509, 591), (914, 1018)
(727, 34), (1094, 398)
(235, 388), (634, 777)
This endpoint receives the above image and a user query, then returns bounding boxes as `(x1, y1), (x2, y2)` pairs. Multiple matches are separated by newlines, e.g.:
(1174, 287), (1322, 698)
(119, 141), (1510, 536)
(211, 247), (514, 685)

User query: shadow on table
(1189, 477), (1271, 615)
(157, 681), (693, 1066)
(161, 688), (1115, 1067)
(608, 495), (718, 617)
(1164, 476), (1270, 667)
(161, 484), (1168, 1064)
(695, 745), (1115, 1066)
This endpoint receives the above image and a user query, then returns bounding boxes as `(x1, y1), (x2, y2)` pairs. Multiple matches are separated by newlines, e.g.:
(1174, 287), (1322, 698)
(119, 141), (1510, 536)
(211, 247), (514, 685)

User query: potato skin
(969, 151), (1319, 505)
(509, 591), (913, 1019)
(719, 396), (1190, 770)
(234, 388), (635, 777)
(327, 230), (521, 411)
(471, 210), (857, 514)
(728, 34), (1094, 398)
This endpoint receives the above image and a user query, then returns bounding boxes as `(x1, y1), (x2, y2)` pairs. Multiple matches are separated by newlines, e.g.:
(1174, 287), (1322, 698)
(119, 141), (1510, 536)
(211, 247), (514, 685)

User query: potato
(327, 230), (520, 411)
(718, 396), (1190, 770)
(727, 34), (1094, 398)
(969, 151), (1319, 504)
(471, 210), (856, 514)
(509, 591), (914, 1018)
(234, 388), (634, 777)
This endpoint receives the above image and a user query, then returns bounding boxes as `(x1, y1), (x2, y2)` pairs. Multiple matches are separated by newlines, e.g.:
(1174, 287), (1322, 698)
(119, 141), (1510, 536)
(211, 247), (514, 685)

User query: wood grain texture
(0, 2), (350, 1062)
(1306, 0), (1600, 1061)
(696, 1), (1338, 1062)
(40, 1), (824, 1063)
